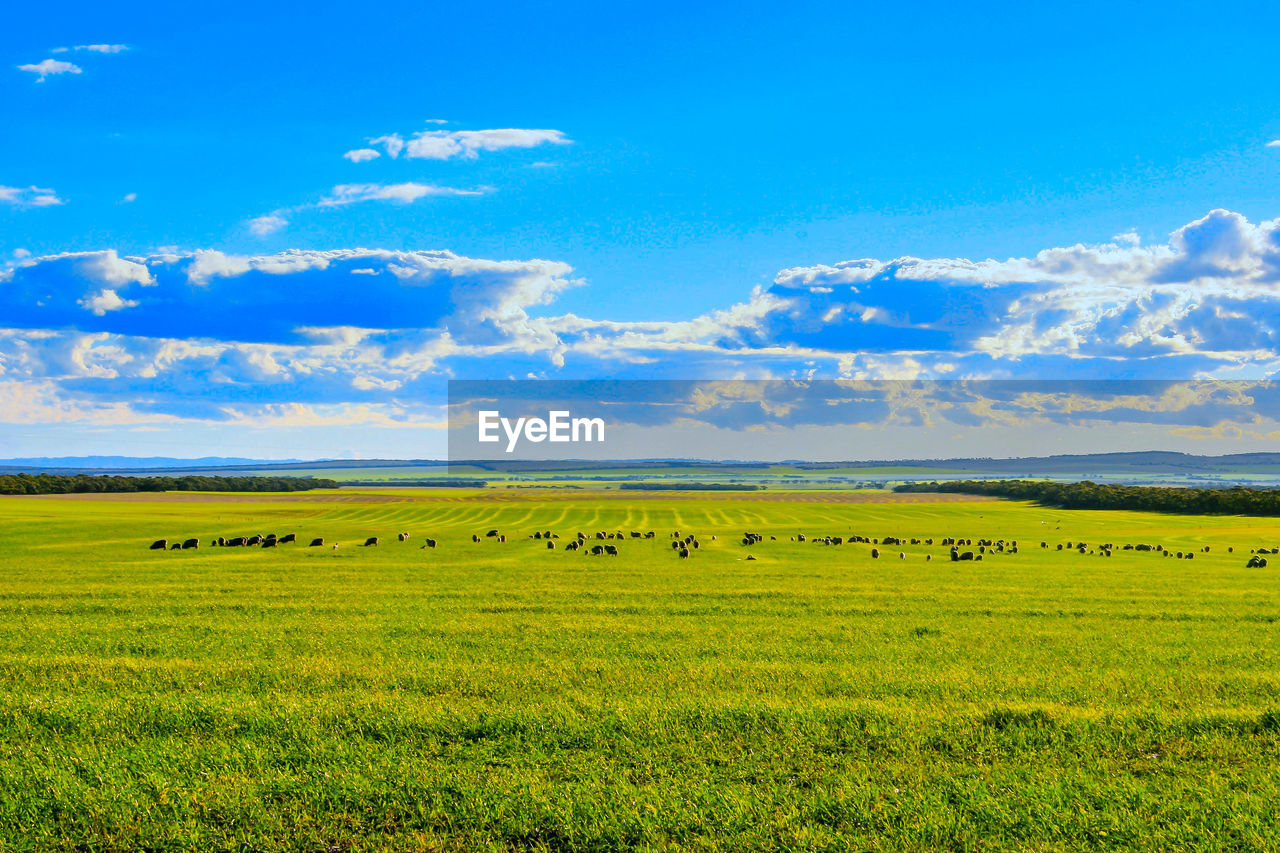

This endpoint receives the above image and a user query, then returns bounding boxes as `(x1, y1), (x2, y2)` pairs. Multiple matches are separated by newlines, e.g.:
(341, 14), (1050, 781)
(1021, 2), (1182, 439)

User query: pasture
(1, 487), (1279, 851)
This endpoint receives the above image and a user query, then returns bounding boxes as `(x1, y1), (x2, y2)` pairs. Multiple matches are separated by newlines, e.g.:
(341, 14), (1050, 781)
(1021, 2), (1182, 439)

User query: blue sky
(4, 0), (1280, 459)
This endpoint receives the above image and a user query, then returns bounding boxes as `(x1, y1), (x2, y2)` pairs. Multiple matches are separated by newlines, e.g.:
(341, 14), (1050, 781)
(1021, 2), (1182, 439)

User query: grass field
(2, 488), (1280, 851)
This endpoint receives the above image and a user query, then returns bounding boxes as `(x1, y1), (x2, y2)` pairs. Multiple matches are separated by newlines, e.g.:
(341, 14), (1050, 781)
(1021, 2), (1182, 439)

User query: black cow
(364, 537), (379, 547)
(309, 538), (324, 547)
(425, 538), (437, 548)
(182, 538), (199, 549)
(150, 539), (167, 550)
(279, 533), (295, 544)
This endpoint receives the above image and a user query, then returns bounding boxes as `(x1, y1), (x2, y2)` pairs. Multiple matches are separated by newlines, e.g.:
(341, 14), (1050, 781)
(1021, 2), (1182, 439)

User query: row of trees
(619, 482), (765, 491)
(0, 473), (340, 495)
(894, 479), (1280, 515)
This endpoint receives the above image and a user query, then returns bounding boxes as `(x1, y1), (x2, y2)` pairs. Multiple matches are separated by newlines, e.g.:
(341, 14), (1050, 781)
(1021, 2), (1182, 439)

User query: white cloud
(78, 289), (139, 316)
(8, 209), (1280, 430)
(370, 134), (404, 159)
(121, 193), (137, 203)
(0, 185), (64, 207)
(343, 148), (381, 162)
(248, 214), (288, 237)
(76, 44), (129, 53)
(1267, 140), (1280, 148)
(359, 127), (570, 161)
(17, 59), (81, 81)
(320, 183), (485, 205)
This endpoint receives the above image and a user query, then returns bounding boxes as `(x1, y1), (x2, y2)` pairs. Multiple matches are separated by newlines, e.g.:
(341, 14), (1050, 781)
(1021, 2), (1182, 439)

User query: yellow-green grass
(1, 489), (1279, 851)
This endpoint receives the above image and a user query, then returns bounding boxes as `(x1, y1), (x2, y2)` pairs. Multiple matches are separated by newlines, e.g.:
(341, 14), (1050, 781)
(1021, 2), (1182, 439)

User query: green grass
(2, 489), (1280, 850)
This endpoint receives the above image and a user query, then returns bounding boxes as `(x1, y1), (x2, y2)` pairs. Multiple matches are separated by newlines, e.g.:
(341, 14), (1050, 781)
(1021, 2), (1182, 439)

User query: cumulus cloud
(248, 214), (288, 237)
(5, 209), (1280, 431)
(78, 288), (139, 315)
(0, 185), (64, 207)
(343, 148), (381, 162)
(121, 192), (137, 203)
(319, 183), (485, 205)
(357, 127), (570, 161)
(17, 59), (81, 81)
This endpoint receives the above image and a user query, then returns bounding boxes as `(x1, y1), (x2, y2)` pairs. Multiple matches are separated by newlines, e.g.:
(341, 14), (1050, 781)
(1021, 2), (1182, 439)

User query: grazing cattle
(591, 545), (605, 556)
(262, 539), (276, 548)
(226, 537), (246, 547)
(364, 537), (379, 547)
(309, 538), (324, 547)
(398, 532), (410, 542)
(247, 535), (262, 546)
(1228, 547), (1234, 553)
(169, 543), (181, 550)
(899, 552), (905, 559)
(425, 538), (437, 548)
(870, 548), (880, 558)
(279, 533), (295, 544)
(679, 547), (690, 558)
(959, 551), (975, 561)
(182, 538), (199, 550)
(746, 554), (757, 560)
(499, 535), (506, 543)
(486, 530), (499, 538)
(150, 539), (167, 550)
(1248, 555), (1268, 568)
(925, 554), (932, 561)
(534, 531), (543, 539)
(547, 541), (555, 549)
(332, 544), (339, 550)
(604, 545), (618, 556)
(950, 548), (959, 562)
(645, 532), (655, 539)
(472, 535), (480, 543)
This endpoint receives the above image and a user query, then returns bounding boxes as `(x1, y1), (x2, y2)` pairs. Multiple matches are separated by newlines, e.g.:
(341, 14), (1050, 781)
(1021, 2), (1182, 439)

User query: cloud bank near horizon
(3, 209), (1280, 440)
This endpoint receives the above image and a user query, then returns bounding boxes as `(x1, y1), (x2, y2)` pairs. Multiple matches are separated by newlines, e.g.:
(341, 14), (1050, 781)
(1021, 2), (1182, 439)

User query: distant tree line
(894, 479), (1280, 516)
(619, 483), (764, 491)
(0, 473), (340, 495)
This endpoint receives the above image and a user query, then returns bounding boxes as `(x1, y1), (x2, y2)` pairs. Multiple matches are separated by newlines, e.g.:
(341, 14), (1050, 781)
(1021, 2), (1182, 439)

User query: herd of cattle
(147, 528), (1278, 567)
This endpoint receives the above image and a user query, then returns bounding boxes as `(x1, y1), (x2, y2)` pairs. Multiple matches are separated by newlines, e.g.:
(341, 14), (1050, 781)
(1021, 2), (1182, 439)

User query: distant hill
(0, 456), (300, 471)
(5, 452), (1280, 486)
